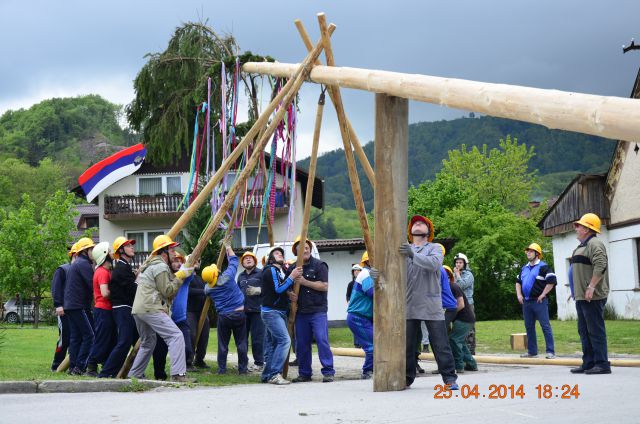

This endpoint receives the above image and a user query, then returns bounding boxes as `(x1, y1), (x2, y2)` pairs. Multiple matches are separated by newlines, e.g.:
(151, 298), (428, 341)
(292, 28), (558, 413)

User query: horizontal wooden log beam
(242, 62), (640, 143)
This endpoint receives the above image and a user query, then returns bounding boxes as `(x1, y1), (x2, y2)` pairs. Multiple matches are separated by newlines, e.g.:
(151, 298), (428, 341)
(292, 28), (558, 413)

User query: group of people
(50, 211), (611, 387)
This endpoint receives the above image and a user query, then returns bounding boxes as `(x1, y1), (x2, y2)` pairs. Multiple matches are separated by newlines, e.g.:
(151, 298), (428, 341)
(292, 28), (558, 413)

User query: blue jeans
(67, 309), (95, 371)
(576, 299), (610, 370)
(99, 307), (138, 378)
(295, 312), (335, 377)
(523, 298), (555, 355)
(261, 309), (290, 381)
(217, 311), (248, 373)
(347, 313), (373, 373)
(246, 311), (265, 365)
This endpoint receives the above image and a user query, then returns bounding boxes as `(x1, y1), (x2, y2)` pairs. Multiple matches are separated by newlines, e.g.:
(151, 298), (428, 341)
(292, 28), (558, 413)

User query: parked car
(3, 297), (38, 324)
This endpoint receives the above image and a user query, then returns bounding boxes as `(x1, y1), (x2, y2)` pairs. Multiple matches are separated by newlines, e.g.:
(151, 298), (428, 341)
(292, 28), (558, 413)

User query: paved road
(2, 356), (639, 423)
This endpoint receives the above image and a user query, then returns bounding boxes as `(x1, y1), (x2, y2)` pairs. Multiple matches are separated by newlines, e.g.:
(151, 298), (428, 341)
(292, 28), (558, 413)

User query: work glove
(175, 264), (194, 281)
(398, 242), (414, 258)
(246, 286), (262, 296)
(369, 267), (380, 282)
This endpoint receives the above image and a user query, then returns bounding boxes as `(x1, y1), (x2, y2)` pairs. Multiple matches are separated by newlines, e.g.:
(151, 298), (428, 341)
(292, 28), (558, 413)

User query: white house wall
(609, 151), (640, 224)
(552, 225), (640, 320)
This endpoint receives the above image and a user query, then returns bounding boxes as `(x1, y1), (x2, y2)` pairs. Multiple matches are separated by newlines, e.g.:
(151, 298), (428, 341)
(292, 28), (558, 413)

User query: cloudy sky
(1, 0), (639, 159)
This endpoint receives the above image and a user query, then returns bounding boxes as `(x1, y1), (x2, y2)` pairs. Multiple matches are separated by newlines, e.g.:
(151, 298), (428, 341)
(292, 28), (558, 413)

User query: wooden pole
(242, 62), (640, 144)
(373, 93), (408, 392)
(317, 14), (374, 263)
(282, 88), (326, 379)
(294, 18), (375, 188)
(55, 356), (69, 373)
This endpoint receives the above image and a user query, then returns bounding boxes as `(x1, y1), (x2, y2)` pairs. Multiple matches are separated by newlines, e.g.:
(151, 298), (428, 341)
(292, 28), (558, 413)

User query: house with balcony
(90, 154), (323, 267)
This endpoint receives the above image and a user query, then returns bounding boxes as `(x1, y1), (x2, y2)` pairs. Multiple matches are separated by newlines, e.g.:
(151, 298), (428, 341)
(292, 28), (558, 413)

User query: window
(127, 232), (145, 250)
(125, 230), (172, 252)
(139, 177), (162, 195)
(245, 227), (269, 246)
(138, 176), (183, 195)
(84, 217), (99, 228)
(232, 230), (242, 249)
(147, 231), (165, 251)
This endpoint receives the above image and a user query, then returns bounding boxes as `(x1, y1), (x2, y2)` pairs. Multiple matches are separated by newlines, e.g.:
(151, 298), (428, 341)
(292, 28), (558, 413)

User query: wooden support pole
(282, 88), (326, 379)
(294, 19), (375, 188)
(373, 93), (408, 392)
(317, 14), (374, 263)
(242, 62), (640, 144)
(55, 356), (69, 373)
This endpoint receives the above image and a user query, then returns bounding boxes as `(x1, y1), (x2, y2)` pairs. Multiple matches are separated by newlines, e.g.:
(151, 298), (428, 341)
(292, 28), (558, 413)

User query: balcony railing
(132, 251), (150, 270)
(104, 194), (186, 220)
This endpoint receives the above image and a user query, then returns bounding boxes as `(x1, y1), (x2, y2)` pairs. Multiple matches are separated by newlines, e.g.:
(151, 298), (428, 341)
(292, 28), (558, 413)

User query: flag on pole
(78, 143), (146, 202)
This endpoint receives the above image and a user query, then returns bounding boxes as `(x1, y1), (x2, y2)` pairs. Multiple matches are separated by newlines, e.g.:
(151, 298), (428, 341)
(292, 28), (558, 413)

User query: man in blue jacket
(63, 237), (95, 375)
(50, 242), (77, 371)
(237, 251), (264, 371)
(202, 244), (248, 374)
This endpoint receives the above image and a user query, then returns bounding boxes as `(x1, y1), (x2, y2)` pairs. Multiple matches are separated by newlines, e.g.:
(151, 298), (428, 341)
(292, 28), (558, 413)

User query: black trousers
(406, 319), (457, 387)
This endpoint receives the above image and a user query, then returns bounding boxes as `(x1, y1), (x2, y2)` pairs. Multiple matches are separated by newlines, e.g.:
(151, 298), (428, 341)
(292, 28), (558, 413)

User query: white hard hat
(91, 242), (111, 267)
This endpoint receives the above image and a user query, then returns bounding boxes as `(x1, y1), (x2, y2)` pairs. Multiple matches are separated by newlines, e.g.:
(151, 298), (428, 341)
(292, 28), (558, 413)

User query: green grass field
(1, 320), (638, 382)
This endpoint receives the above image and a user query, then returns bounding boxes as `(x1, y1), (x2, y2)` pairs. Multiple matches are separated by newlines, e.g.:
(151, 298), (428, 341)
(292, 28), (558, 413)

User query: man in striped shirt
(515, 243), (557, 359)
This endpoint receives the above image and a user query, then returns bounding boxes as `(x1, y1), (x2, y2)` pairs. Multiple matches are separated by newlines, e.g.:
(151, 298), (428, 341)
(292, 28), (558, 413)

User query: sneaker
(69, 367), (84, 376)
(292, 375), (312, 383)
(584, 366), (612, 375)
(464, 364), (478, 371)
(361, 371), (373, 380)
(545, 353), (556, 359)
(520, 353), (538, 358)
(289, 358), (299, 366)
(186, 365), (197, 372)
(268, 374), (291, 385)
(193, 361), (210, 369)
(84, 370), (98, 378)
(446, 382), (460, 391)
(456, 368), (465, 374)
(416, 363), (425, 374)
(322, 375), (334, 383)
(570, 366), (588, 374)
(248, 364), (264, 372)
(170, 374), (196, 383)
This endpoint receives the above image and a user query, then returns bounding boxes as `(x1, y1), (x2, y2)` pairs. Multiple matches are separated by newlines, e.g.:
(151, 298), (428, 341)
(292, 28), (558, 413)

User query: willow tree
(126, 21), (274, 165)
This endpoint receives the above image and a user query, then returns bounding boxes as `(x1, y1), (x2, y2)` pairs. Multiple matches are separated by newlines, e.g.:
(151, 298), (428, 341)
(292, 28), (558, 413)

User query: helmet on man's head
(266, 245), (285, 265)
(68, 242), (78, 258)
(360, 251), (369, 268)
(443, 265), (454, 282)
(202, 264), (219, 287)
(151, 235), (179, 255)
(525, 243), (543, 259)
(575, 213), (601, 234)
(407, 215), (434, 243)
(292, 235), (313, 256)
(241, 251), (258, 266)
(434, 243), (446, 256)
(91, 242), (111, 267)
(453, 252), (469, 267)
(113, 237), (135, 258)
(75, 237), (95, 254)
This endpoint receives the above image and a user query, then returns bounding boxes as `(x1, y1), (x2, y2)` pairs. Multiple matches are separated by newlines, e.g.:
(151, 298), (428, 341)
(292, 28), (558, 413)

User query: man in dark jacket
(290, 237), (335, 383)
(187, 260), (209, 368)
(63, 237), (95, 375)
(50, 243), (77, 371)
(99, 237), (138, 378)
(237, 251), (264, 371)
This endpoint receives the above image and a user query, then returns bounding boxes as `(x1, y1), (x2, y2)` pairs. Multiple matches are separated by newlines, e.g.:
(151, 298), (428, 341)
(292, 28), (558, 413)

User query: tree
(180, 196), (223, 267)
(0, 191), (76, 327)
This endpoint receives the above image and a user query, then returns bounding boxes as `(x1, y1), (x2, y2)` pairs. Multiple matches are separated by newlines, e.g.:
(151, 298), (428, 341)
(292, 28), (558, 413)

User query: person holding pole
(127, 235), (194, 382)
(202, 243), (249, 375)
(346, 251), (374, 379)
(401, 215), (458, 390)
(187, 259), (210, 369)
(50, 242), (77, 371)
(237, 251), (265, 371)
(260, 246), (301, 385)
(290, 236), (335, 383)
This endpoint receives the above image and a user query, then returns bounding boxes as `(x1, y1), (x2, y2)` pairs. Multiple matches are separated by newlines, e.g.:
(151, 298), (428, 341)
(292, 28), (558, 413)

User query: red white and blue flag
(78, 143), (146, 202)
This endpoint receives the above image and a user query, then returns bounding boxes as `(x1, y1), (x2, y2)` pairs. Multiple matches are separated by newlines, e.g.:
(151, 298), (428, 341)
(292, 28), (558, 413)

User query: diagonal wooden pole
(282, 88), (327, 379)
(317, 13), (374, 264)
(294, 19), (375, 189)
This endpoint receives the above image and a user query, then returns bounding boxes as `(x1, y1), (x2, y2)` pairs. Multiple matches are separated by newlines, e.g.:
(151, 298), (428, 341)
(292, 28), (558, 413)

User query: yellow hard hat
(443, 265), (454, 282)
(75, 237), (95, 253)
(241, 251), (258, 264)
(360, 251), (369, 267)
(68, 242), (78, 258)
(292, 235), (313, 255)
(407, 215), (434, 243)
(113, 236), (135, 257)
(434, 243), (446, 256)
(525, 243), (543, 259)
(202, 264), (219, 287)
(151, 234), (179, 255)
(575, 213), (601, 234)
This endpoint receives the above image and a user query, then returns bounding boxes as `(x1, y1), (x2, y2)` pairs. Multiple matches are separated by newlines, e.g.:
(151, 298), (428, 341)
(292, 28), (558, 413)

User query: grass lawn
(1, 319), (638, 382)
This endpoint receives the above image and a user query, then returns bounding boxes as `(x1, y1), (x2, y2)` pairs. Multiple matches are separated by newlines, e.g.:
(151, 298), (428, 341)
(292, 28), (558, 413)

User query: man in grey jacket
(402, 215), (458, 389)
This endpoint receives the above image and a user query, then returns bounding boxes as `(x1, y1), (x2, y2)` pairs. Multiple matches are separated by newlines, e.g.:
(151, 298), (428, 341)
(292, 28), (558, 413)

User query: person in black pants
(50, 244), (76, 371)
(99, 237), (139, 378)
(186, 260), (210, 368)
(236, 252), (264, 371)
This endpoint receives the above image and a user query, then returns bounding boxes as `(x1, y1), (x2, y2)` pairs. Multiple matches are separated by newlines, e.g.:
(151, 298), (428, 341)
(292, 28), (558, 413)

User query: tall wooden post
(373, 94), (408, 392)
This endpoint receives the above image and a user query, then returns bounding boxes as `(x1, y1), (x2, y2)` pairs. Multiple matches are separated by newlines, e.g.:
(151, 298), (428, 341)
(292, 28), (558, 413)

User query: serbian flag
(78, 143), (146, 202)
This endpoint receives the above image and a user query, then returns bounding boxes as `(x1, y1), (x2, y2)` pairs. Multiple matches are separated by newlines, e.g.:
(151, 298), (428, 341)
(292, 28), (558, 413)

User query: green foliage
(0, 191), (76, 327)
(0, 95), (133, 166)
(299, 115), (614, 209)
(308, 206), (364, 240)
(0, 158), (69, 217)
